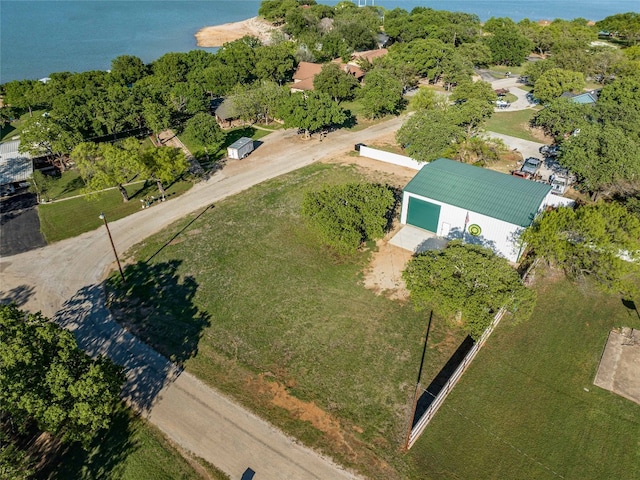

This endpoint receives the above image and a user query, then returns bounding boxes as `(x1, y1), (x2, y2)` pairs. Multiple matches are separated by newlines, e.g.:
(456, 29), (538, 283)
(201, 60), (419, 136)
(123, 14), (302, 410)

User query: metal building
(401, 158), (552, 262)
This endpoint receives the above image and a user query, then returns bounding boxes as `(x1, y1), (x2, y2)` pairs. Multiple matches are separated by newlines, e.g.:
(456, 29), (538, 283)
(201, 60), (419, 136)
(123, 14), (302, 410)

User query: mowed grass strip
(408, 272), (640, 480)
(114, 162), (467, 478)
(38, 179), (192, 243)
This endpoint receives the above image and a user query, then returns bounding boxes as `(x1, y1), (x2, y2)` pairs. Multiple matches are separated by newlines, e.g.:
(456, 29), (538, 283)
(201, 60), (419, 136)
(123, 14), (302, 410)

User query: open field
(408, 270), (640, 479)
(108, 162), (467, 479)
(38, 179), (192, 243)
(44, 405), (228, 480)
(96, 158), (640, 479)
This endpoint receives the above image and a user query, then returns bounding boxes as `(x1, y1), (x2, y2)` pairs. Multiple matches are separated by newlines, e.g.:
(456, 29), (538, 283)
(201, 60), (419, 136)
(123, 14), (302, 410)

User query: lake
(1, 0), (636, 82)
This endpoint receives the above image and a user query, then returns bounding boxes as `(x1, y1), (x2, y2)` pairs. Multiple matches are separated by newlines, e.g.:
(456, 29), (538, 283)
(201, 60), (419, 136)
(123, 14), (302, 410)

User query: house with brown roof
(290, 60), (365, 93)
(350, 48), (388, 64)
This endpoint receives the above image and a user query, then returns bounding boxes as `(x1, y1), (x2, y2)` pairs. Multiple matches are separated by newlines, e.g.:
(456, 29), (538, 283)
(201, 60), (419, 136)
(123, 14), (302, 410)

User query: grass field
(38, 178), (192, 243)
(45, 405), (228, 480)
(407, 271), (640, 479)
(108, 163), (467, 479)
(105, 162), (640, 479)
(485, 109), (542, 142)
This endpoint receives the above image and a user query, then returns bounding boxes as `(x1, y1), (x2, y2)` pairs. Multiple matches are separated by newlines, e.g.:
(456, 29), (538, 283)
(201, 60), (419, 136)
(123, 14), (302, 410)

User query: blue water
(1, 0), (637, 83)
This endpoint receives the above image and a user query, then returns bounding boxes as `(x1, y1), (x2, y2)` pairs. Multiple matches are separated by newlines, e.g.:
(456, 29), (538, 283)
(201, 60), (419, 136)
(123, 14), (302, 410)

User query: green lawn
(108, 163), (467, 479)
(484, 109), (541, 142)
(38, 179), (192, 243)
(42, 169), (87, 201)
(44, 404), (228, 480)
(407, 272), (640, 479)
(0, 109), (47, 141)
(104, 162), (640, 479)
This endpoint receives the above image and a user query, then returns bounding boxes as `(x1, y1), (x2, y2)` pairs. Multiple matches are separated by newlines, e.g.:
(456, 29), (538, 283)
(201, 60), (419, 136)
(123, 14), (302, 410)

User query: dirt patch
(250, 374), (354, 455)
(363, 239), (412, 301)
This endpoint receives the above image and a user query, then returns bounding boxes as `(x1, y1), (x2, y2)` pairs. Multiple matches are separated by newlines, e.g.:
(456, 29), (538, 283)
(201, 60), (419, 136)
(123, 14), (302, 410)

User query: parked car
(520, 157), (542, 177)
(550, 175), (569, 195)
(539, 145), (560, 157)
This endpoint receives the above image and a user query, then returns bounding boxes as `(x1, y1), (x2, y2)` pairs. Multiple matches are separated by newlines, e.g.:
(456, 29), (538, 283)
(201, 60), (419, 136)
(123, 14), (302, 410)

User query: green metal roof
(404, 159), (552, 227)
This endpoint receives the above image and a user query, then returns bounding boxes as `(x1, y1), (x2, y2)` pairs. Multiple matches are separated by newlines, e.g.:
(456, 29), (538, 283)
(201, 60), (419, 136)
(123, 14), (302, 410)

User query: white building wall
(359, 146), (425, 170)
(401, 192), (527, 262)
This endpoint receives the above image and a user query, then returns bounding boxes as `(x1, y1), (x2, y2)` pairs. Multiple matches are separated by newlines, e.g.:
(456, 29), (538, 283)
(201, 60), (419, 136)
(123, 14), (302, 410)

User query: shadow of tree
(40, 405), (136, 480)
(55, 281), (182, 413)
(106, 260), (211, 368)
(0, 284), (35, 306)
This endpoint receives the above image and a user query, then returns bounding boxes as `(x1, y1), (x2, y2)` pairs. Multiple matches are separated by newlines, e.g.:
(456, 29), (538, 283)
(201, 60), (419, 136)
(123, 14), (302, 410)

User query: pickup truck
(512, 157), (542, 179)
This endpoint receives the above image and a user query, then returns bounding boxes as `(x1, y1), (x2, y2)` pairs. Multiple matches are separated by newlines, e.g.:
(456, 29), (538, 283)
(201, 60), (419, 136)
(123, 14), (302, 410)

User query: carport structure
(0, 139), (33, 186)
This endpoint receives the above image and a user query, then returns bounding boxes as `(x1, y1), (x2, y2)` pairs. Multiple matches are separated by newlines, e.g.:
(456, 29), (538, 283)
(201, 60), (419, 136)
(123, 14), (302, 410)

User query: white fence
(359, 146), (425, 171)
(406, 308), (506, 449)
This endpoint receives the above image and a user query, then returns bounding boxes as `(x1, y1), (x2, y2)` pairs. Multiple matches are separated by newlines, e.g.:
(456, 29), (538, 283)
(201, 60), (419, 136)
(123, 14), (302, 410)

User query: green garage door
(407, 197), (441, 233)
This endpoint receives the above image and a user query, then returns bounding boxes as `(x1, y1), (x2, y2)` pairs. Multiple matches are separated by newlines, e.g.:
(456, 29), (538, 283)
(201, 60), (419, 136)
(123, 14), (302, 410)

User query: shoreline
(195, 16), (277, 47)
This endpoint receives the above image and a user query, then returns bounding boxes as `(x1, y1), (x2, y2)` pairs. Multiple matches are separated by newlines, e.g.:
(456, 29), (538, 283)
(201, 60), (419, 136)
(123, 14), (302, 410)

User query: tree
(533, 68), (585, 104)
(397, 109), (463, 162)
(403, 241), (536, 340)
(71, 139), (146, 202)
(2, 80), (44, 117)
(152, 52), (188, 83)
(557, 124), (640, 197)
(182, 112), (225, 161)
(142, 100), (172, 144)
(231, 80), (288, 124)
(597, 75), (640, 141)
(255, 43), (297, 85)
(277, 91), (347, 138)
(387, 38), (453, 82)
(408, 88), (448, 112)
(110, 55), (147, 85)
(484, 23), (532, 66)
(358, 69), (405, 119)
(522, 202), (640, 295)
(0, 304), (125, 448)
(259, 0), (300, 24)
(141, 146), (188, 199)
(28, 170), (53, 203)
(597, 12), (640, 46)
(531, 97), (593, 140)
(18, 114), (82, 168)
(301, 182), (396, 254)
(312, 62), (359, 102)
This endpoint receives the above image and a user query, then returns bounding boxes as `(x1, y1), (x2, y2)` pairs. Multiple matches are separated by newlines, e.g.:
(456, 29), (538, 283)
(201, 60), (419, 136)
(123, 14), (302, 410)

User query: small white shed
(227, 137), (254, 160)
(401, 159), (552, 262)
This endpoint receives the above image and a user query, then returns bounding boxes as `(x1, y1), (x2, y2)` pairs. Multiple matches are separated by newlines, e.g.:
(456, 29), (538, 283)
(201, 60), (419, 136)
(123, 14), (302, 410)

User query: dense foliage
(301, 182), (395, 254)
(522, 202), (640, 295)
(0, 304), (125, 448)
(403, 241), (536, 339)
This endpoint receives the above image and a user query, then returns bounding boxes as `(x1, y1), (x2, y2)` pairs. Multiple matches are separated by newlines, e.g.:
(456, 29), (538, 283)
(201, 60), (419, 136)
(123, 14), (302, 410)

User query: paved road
(0, 191), (46, 256)
(0, 118), (405, 479)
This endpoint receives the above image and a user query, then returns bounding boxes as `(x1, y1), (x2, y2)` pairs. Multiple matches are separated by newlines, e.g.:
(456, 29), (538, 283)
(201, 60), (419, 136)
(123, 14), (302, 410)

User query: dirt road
(0, 117), (405, 479)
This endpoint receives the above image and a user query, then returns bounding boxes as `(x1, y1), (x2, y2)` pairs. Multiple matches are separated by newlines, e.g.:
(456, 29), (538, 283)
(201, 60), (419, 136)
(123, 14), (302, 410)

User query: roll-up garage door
(406, 197), (441, 233)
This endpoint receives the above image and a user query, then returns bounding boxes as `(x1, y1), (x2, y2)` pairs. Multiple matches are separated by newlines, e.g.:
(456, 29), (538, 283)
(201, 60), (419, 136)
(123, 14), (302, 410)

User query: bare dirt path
(0, 117), (405, 479)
